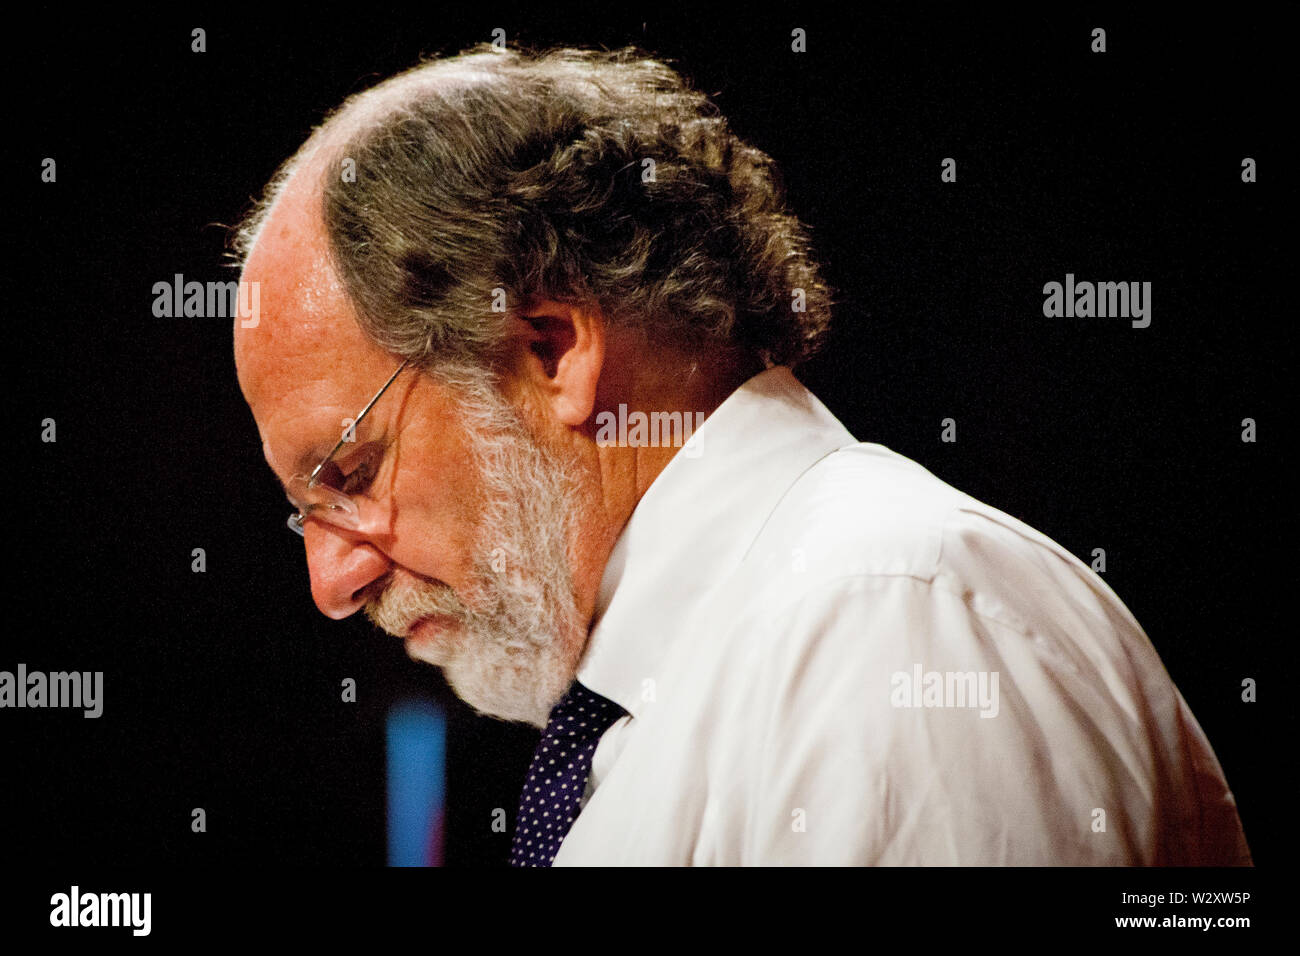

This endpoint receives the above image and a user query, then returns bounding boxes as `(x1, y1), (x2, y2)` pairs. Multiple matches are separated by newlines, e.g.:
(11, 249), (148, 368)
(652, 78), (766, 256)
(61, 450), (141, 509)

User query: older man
(232, 44), (1250, 866)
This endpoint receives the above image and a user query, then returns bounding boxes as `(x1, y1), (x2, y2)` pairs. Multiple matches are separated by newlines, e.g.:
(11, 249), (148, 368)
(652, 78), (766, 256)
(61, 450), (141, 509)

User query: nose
(302, 521), (391, 619)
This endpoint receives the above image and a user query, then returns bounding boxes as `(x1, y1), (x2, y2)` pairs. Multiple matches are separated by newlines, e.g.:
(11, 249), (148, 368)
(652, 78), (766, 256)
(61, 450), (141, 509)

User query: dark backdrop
(7, 6), (1289, 873)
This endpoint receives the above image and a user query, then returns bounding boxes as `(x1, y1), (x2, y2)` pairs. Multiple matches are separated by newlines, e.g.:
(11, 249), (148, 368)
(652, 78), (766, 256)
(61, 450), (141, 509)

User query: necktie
(510, 679), (628, 867)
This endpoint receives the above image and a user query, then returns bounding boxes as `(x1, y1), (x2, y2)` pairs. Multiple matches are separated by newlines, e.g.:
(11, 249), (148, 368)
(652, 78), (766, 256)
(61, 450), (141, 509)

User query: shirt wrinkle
(553, 365), (1251, 866)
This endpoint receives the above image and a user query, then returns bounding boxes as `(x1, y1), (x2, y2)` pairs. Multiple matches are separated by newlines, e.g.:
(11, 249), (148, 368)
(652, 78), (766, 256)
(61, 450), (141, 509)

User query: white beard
(366, 372), (587, 728)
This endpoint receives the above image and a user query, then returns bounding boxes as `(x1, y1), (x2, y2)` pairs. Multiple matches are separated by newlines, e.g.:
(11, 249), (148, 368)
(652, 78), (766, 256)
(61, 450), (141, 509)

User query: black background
(6, 3), (1290, 890)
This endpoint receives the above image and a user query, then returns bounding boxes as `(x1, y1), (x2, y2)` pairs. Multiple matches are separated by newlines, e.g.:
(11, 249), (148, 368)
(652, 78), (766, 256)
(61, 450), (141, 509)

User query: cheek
(383, 433), (486, 589)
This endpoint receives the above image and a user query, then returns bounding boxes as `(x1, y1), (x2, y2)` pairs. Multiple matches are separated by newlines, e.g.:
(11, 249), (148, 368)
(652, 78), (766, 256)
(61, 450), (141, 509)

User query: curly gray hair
(232, 43), (832, 372)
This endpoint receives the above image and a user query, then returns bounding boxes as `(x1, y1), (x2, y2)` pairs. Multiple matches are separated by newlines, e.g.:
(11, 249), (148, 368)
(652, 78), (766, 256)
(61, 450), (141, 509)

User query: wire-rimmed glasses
(286, 359), (411, 537)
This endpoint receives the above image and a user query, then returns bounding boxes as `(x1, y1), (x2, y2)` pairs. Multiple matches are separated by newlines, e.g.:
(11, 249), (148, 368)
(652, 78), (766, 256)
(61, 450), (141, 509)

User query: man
(232, 44), (1251, 865)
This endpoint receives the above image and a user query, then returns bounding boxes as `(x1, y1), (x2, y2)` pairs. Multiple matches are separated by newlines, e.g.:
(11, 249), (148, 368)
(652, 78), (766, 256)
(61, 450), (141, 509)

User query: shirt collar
(574, 365), (858, 718)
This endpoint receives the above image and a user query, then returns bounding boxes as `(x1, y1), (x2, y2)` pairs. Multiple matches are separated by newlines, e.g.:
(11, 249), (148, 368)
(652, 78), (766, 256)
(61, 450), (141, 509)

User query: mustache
(365, 571), (471, 637)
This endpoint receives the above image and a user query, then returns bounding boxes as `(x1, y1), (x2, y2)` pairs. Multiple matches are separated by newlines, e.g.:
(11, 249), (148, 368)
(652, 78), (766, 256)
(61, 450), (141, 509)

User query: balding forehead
(233, 59), (499, 400)
(234, 156), (381, 410)
(233, 56), (492, 319)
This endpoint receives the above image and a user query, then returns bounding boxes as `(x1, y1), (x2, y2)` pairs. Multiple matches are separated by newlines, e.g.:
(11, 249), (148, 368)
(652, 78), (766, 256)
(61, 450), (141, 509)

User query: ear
(508, 299), (605, 426)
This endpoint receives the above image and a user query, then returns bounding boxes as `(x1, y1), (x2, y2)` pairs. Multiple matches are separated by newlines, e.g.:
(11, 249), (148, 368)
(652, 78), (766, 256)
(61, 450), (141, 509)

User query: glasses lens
(311, 460), (347, 492)
(286, 476), (362, 536)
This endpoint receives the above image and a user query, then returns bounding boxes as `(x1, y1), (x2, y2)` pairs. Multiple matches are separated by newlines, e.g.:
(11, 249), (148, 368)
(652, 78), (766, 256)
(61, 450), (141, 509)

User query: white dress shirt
(554, 366), (1251, 865)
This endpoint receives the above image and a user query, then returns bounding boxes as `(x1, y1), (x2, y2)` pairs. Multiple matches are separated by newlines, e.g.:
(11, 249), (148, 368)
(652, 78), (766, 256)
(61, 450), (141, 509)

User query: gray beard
(366, 371), (587, 728)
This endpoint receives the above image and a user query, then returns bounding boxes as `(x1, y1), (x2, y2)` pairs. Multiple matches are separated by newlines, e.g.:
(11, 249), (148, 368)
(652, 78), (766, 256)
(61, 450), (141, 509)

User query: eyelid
(328, 440), (390, 494)
(284, 435), (391, 510)
(336, 440), (386, 476)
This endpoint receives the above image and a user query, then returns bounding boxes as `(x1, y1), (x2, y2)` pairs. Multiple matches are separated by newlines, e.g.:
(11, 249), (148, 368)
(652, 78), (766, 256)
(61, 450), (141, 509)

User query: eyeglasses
(286, 358), (411, 537)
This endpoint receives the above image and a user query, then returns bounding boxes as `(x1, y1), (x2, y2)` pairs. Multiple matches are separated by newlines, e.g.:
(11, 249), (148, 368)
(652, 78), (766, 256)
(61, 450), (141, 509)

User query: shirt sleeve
(741, 508), (1252, 865)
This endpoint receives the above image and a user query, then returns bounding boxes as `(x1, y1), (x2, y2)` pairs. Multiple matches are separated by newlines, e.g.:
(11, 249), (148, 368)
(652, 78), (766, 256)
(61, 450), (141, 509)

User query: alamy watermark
(152, 274), (260, 327)
(0, 664), (103, 718)
(50, 886), (150, 936)
(1042, 273), (1151, 328)
(594, 404), (705, 457)
(890, 663), (999, 718)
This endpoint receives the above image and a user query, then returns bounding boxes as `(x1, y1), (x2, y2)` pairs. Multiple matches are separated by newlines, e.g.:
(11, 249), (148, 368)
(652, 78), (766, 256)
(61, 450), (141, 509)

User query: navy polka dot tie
(510, 680), (628, 867)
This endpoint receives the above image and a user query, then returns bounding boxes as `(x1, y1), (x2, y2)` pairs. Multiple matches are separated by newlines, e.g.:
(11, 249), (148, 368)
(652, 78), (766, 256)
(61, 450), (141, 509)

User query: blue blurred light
(386, 697), (446, 867)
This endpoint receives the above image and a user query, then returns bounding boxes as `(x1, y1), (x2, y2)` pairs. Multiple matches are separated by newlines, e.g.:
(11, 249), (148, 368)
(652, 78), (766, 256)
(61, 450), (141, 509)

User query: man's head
(232, 44), (830, 726)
